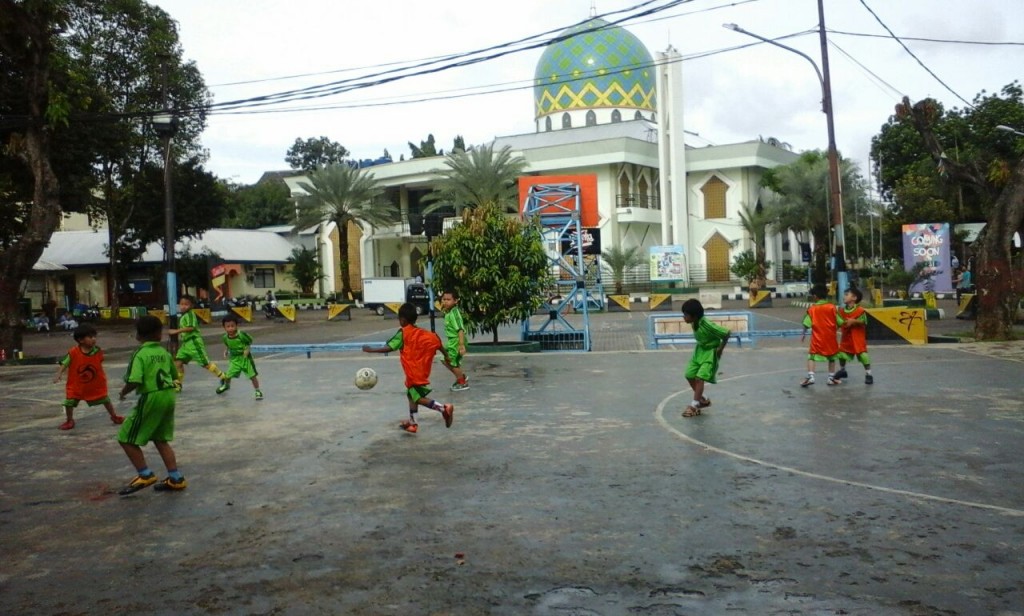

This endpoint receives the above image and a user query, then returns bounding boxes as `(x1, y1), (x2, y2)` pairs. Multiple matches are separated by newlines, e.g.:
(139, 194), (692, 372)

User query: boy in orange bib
(835, 287), (873, 385)
(54, 324), (124, 430)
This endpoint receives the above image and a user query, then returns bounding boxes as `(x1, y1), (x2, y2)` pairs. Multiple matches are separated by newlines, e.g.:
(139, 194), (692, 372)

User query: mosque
(284, 14), (801, 299)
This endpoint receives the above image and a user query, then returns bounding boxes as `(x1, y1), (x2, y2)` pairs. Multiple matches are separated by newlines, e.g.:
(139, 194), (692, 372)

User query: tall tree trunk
(973, 158), (1024, 339)
(338, 219), (352, 297)
(0, 1), (61, 359)
(107, 223), (120, 313)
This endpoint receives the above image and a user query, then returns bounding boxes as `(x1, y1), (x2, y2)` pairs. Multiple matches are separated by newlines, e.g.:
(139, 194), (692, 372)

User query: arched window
(586, 110), (597, 126)
(701, 176), (727, 219)
(634, 110), (643, 120)
(545, 116), (552, 132)
(562, 113), (572, 129)
(611, 109), (622, 123)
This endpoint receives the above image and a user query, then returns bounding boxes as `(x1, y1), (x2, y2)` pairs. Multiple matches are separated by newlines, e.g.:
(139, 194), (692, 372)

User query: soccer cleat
(834, 368), (849, 380)
(827, 376), (842, 386)
(254, 390), (264, 400)
(216, 379), (230, 395)
(59, 419), (75, 430)
(450, 381), (470, 392)
(865, 374), (874, 385)
(800, 377), (815, 388)
(399, 421), (418, 434)
(118, 474), (158, 495)
(153, 476), (188, 492)
(442, 403), (455, 428)
(111, 415), (125, 425)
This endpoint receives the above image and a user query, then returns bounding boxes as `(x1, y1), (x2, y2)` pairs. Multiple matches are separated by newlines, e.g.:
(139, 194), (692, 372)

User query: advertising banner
(650, 245), (686, 282)
(901, 223), (953, 293)
(560, 228), (601, 255)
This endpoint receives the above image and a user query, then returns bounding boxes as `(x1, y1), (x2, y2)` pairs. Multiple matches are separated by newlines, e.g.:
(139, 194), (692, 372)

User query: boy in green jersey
(679, 298), (730, 418)
(440, 290), (469, 391)
(168, 294), (227, 391)
(215, 314), (263, 400)
(117, 315), (187, 495)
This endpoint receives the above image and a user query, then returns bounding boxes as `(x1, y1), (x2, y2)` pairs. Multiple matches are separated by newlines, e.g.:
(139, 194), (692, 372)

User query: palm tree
(737, 199), (772, 292)
(601, 246), (646, 295)
(423, 143), (528, 215)
(295, 164), (399, 297)
(761, 150), (865, 285)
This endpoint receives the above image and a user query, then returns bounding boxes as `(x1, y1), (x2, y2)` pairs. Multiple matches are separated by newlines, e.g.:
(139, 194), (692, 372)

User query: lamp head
(723, 23), (740, 31)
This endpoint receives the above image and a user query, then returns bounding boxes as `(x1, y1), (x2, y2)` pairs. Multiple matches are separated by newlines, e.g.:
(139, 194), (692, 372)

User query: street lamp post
(996, 124), (1024, 137)
(724, 1), (849, 300)
(152, 112), (179, 350)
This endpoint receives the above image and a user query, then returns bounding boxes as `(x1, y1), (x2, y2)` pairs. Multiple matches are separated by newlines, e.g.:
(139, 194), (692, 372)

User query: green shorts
(685, 357), (718, 384)
(406, 385), (432, 404)
(807, 353), (839, 362)
(445, 346), (463, 368)
(62, 396), (111, 408)
(225, 355), (258, 379)
(117, 390), (176, 445)
(839, 351), (871, 365)
(175, 337), (210, 366)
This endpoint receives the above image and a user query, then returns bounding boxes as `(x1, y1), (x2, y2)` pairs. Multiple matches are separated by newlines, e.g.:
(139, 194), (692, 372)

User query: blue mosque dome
(533, 17), (656, 130)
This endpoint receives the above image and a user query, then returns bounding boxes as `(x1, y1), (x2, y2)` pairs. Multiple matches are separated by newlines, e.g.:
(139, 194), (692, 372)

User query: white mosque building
(284, 15), (800, 297)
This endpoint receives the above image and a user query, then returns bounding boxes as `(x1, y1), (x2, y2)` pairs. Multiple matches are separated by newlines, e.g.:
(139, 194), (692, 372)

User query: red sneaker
(442, 404), (454, 428)
(399, 420), (418, 434)
(59, 420), (75, 430)
(111, 415), (125, 425)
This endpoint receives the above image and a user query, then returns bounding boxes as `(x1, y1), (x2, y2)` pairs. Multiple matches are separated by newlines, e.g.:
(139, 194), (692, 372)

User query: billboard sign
(901, 223), (953, 293)
(650, 245), (686, 282)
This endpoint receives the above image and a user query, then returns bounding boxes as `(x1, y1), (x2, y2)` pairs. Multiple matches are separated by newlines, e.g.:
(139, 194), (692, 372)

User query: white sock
(691, 399), (701, 408)
(807, 372), (815, 379)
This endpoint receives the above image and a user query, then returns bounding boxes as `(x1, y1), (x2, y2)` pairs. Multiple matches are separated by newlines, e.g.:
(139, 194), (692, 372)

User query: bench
(647, 311), (803, 349)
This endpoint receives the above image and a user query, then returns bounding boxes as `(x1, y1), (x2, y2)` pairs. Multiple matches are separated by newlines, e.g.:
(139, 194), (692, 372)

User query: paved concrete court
(2, 335), (1023, 614)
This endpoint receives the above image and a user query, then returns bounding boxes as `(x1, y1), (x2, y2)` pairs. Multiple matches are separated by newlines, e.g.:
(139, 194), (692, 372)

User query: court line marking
(654, 368), (1024, 518)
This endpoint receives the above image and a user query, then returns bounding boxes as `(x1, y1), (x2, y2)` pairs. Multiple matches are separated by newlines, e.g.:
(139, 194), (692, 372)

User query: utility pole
(818, 0), (848, 300)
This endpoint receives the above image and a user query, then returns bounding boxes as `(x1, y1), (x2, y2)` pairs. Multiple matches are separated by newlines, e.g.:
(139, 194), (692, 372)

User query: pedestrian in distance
(168, 294), (227, 392)
(362, 302), (455, 434)
(835, 287), (874, 385)
(53, 323), (125, 430)
(679, 298), (730, 418)
(440, 290), (470, 391)
(215, 314), (264, 400)
(116, 315), (187, 495)
(800, 284), (842, 387)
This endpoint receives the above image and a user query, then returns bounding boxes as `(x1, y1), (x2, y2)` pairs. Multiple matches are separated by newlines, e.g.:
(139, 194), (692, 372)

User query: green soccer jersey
(222, 331), (253, 357)
(124, 341), (179, 394)
(178, 309), (200, 342)
(444, 307), (465, 350)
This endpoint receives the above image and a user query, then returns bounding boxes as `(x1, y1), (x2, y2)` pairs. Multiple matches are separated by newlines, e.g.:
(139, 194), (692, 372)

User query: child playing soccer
(800, 283), (841, 387)
(440, 290), (469, 391)
(679, 298), (730, 418)
(168, 294), (227, 392)
(53, 324), (124, 430)
(362, 302), (454, 434)
(835, 287), (874, 385)
(215, 314), (264, 399)
(117, 315), (187, 495)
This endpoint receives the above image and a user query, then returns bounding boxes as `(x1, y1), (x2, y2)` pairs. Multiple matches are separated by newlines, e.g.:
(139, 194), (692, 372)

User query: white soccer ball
(354, 367), (378, 390)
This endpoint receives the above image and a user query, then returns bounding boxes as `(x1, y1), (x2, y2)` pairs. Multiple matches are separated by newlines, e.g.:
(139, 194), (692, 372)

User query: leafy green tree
(286, 246), (323, 294)
(891, 84), (1024, 339)
(286, 136), (349, 171)
(294, 164), (398, 297)
(423, 144), (528, 215)
(730, 250), (773, 287)
(222, 178), (293, 228)
(409, 134), (441, 159)
(429, 204), (551, 343)
(601, 245), (645, 295)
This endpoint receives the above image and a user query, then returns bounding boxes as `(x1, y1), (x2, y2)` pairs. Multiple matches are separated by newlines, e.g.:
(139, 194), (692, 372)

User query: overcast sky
(151, 0), (1024, 186)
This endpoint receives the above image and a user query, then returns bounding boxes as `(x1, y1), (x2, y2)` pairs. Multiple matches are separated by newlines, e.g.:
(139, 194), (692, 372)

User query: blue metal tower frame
(521, 183), (597, 351)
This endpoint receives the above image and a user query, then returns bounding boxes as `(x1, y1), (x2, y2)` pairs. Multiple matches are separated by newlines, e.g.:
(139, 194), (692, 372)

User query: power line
(828, 29), (1024, 47)
(856, 0), (973, 108)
